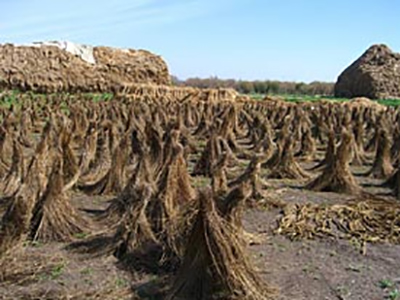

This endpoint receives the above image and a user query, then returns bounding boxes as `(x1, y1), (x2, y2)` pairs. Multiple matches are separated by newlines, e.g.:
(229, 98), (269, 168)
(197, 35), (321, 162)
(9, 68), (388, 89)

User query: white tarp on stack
(28, 41), (96, 64)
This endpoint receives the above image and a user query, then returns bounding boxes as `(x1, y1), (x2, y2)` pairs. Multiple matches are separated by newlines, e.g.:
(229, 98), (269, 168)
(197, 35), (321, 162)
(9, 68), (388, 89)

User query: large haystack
(0, 41), (170, 93)
(335, 44), (400, 99)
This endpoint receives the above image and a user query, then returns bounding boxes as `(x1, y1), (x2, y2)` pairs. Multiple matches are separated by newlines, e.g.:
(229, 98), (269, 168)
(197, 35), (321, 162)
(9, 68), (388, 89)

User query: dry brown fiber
(276, 198), (400, 253)
(0, 43), (170, 93)
(335, 44), (400, 99)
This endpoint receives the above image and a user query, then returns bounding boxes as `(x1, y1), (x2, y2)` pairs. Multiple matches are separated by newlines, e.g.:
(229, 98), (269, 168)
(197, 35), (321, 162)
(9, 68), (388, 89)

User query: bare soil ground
(1, 160), (399, 300)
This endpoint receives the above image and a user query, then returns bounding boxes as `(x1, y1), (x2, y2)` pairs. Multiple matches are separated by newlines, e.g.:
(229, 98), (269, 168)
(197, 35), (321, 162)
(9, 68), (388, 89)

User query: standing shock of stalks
(296, 127), (317, 162)
(0, 121), (55, 256)
(267, 137), (310, 180)
(0, 139), (24, 198)
(29, 155), (90, 242)
(310, 128), (336, 171)
(147, 140), (196, 259)
(0, 187), (36, 256)
(78, 123), (112, 186)
(168, 189), (276, 300)
(80, 132), (131, 196)
(193, 133), (224, 176)
(306, 129), (362, 195)
(112, 184), (159, 258)
(382, 167), (400, 199)
(229, 155), (269, 200)
(365, 129), (394, 179)
(211, 152), (230, 194)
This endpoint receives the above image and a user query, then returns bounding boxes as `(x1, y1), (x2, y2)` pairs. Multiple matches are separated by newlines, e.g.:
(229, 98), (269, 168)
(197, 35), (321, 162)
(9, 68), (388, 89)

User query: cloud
(1, 0), (233, 43)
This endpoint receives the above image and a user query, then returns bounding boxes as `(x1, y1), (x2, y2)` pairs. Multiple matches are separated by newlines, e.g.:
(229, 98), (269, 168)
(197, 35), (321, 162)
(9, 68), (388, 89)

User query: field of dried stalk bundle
(0, 86), (400, 300)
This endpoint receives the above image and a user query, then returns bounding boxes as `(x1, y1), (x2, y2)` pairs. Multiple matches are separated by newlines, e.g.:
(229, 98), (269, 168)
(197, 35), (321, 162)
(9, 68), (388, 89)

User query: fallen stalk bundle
(276, 198), (400, 253)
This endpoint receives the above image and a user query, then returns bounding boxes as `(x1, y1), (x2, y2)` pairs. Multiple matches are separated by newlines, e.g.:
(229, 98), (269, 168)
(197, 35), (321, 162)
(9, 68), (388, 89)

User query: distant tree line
(171, 76), (334, 96)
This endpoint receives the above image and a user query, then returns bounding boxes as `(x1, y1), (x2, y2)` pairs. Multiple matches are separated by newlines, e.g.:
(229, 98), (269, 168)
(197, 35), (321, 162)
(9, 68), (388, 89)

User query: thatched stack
(335, 44), (400, 99)
(0, 43), (170, 93)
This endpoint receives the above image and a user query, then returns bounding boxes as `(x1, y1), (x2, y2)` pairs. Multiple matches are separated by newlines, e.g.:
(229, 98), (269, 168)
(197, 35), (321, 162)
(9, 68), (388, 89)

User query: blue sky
(1, 0), (399, 82)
